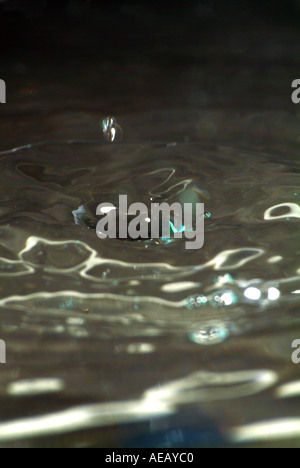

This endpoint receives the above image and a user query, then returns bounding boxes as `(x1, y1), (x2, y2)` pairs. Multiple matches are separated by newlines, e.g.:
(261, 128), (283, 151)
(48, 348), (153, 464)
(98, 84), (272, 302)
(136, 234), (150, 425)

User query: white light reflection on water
(7, 379), (65, 397)
(0, 400), (173, 442)
(275, 381), (300, 399)
(0, 369), (277, 442)
(161, 282), (200, 293)
(231, 419), (300, 443)
(0, 138), (298, 447)
(6, 236), (268, 283)
(244, 287), (262, 301)
(0, 236), (297, 324)
(267, 287), (280, 301)
(264, 203), (300, 220)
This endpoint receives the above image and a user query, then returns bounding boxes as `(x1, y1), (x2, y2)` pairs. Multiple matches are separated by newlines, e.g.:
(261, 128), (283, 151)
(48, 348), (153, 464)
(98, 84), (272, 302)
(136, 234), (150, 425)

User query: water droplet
(102, 116), (123, 142)
(189, 323), (229, 346)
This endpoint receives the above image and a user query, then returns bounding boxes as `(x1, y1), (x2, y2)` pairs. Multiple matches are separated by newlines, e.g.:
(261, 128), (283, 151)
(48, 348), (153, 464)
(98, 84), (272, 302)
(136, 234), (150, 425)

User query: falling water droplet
(102, 116), (123, 142)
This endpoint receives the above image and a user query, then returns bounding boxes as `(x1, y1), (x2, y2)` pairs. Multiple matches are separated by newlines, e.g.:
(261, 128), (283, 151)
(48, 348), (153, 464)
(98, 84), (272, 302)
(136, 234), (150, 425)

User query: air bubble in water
(186, 295), (208, 309)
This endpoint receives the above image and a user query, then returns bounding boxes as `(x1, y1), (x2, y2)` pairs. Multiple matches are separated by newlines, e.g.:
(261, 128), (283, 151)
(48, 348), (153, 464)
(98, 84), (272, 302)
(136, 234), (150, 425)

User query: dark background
(1, 0), (300, 20)
(1, 1), (300, 51)
(0, 0), (299, 148)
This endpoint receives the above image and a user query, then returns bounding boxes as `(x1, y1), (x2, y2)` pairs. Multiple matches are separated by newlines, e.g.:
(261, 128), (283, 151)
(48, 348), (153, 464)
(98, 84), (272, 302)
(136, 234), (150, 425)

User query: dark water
(0, 1), (300, 448)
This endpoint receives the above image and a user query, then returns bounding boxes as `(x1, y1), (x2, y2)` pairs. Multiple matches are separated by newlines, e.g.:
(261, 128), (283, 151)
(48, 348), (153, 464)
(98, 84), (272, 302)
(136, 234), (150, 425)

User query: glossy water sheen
(0, 109), (299, 447)
(1, 5), (300, 446)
